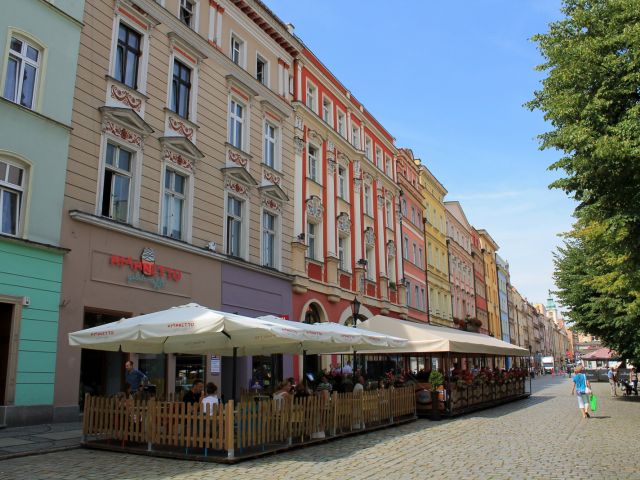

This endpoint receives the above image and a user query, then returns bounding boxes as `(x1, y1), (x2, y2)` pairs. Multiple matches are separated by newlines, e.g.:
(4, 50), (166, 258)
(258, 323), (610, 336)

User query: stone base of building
(0, 404), (80, 427)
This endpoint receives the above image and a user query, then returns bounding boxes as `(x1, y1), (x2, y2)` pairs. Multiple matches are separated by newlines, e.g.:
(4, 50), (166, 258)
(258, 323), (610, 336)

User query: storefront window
(175, 354), (205, 399)
(138, 354), (166, 397)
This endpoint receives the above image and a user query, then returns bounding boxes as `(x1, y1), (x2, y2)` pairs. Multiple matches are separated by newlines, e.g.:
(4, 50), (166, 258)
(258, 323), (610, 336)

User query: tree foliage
(528, 0), (640, 362)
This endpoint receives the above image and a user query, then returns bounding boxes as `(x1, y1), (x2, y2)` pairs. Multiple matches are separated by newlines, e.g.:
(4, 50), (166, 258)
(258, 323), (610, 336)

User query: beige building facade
(478, 229), (500, 338)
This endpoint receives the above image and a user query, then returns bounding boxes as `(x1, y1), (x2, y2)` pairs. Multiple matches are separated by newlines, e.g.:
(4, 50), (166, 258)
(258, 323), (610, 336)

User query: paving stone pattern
(1, 377), (639, 479)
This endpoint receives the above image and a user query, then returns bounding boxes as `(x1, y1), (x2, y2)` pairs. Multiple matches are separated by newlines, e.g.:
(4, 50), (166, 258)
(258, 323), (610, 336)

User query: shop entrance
(0, 302), (14, 405)
(79, 309), (128, 409)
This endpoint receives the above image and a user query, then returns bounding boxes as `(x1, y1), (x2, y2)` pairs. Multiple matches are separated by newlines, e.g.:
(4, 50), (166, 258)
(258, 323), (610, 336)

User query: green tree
(528, 0), (640, 362)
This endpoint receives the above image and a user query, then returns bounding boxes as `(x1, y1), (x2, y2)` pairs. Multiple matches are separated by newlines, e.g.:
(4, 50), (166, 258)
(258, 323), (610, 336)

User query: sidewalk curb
(0, 444), (80, 462)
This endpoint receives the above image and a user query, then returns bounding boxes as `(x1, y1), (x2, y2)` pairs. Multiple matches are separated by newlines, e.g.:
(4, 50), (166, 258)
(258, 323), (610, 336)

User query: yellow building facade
(419, 165), (453, 327)
(478, 230), (501, 338)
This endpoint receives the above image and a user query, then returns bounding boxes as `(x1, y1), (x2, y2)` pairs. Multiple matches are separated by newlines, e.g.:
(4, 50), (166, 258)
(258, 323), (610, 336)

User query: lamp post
(351, 296), (361, 376)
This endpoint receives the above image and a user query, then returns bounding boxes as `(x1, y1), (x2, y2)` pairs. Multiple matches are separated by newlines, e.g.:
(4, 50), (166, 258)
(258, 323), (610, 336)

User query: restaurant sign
(110, 247), (182, 290)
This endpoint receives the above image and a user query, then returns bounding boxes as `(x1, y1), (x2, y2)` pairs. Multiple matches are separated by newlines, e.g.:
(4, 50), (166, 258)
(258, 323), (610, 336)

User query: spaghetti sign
(110, 247), (182, 289)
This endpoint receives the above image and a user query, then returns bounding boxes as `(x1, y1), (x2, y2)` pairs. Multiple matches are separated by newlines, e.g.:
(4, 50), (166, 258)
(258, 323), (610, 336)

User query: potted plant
(428, 370), (444, 420)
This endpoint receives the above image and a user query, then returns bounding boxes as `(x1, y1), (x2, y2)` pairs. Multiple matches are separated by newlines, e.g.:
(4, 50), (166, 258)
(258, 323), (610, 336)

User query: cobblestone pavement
(1, 376), (639, 479)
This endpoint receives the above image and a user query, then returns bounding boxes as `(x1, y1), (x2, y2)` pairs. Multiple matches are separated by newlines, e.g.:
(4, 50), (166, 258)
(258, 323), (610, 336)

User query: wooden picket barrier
(82, 386), (416, 461)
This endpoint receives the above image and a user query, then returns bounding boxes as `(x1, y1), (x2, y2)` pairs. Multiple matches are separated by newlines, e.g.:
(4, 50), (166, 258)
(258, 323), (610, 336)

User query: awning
(357, 315), (530, 356)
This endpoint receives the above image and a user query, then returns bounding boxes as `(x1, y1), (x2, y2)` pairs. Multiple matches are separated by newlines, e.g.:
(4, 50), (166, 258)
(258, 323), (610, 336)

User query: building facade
(54, 0), (301, 418)
(419, 165), (452, 327)
(444, 201), (475, 331)
(289, 45), (406, 377)
(478, 229), (500, 338)
(496, 254), (510, 343)
(470, 227), (488, 334)
(397, 149), (428, 323)
(0, 0), (84, 426)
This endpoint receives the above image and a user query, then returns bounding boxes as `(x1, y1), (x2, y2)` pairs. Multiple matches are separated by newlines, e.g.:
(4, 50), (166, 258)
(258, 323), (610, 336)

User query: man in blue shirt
(607, 366), (617, 397)
(125, 361), (147, 396)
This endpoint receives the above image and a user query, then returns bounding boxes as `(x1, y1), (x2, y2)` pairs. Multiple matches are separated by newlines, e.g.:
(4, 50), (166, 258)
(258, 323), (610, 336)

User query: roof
(358, 315), (529, 356)
(581, 348), (619, 360)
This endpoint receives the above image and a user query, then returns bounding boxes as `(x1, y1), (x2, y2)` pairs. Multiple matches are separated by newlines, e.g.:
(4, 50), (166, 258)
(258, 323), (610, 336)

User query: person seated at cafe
(201, 382), (219, 414)
(316, 376), (332, 393)
(183, 379), (204, 405)
(295, 379), (312, 398)
(341, 361), (353, 375)
(353, 376), (365, 394)
(287, 377), (296, 394)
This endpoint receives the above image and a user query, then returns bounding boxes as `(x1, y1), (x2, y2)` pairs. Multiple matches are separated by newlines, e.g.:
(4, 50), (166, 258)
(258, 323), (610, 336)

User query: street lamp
(351, 296), (361, 328)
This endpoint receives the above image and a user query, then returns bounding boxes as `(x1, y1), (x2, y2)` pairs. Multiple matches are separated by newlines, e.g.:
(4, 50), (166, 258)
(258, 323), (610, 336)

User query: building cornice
(69, 210), (294, 282)
(0, 233), (69, 255)
(0, 97), (72, 131)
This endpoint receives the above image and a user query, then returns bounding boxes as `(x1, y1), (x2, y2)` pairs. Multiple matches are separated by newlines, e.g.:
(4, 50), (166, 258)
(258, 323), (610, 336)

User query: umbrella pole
(232, 347), (238, 403)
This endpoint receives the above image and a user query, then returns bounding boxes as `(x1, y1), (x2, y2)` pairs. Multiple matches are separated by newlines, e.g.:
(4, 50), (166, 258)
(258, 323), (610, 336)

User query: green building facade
(0, 0), (83, 426)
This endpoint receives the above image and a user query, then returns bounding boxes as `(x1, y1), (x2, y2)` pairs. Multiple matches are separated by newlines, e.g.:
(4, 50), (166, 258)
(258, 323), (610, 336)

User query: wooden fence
(83, 387), (416, 460)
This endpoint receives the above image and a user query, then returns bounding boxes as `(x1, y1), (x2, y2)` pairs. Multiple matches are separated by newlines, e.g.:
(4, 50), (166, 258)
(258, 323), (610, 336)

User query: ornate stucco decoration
(163, 148), (194, 172)
(377, 194), (384, 207)
(104, 121), (142, 147)
(110, 84), (142, 112)
(327, 140), (335, 151)
(353, 178), (362, 194)
(337, 213), (352, 235)
(294, 136), (305, 155)
(295, 115), (304, 131)
(364, 227), (375, 247)
(387, 240), (396, 258)
(262, 196), (282, 213)
(225, 177), (249, 197)
(363, 172), (373, 185)
(327, 157), (336, 176)
(168, 116), (194, 140)
(306, 196), (324, 222)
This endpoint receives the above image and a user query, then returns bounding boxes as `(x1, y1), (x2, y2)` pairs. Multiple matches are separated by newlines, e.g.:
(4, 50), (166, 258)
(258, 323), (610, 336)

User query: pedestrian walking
(571, 365), (591, 419)
(124, 360), (147, 396)
(607, 366), (617, 397)
(630, 367), (638, 395)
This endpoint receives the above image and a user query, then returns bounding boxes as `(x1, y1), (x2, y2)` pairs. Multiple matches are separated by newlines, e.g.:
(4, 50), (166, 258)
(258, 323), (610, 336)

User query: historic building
(289, 44), (407, 375)
(0, 0), (84, 426)
(477, 229), (500, 338)
(54, 0), (303, 417)
(444, 201), (475, 331)
(397, 149), (429, 323)
(419, 165), (452, 327)
(470, 227), (488, 334)
(496, 254), (510, 343)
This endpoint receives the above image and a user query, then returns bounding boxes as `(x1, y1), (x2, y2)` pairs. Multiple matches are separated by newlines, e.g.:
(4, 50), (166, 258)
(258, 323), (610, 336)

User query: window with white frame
(338, 235), (348, 270)
(180, 0), (195, 28)
(419, 248), (423, 268)
(364, 137), (372, 161)
(412, 242), (418, 264)
(162, 167), (187, 239)
(435, 247), (440, 270)
(0, 160), (25, 236)
(385, 156), (392, 177)
(263, 121), (277, 168)
(322, 97), (332, 125)
(415, 286), (420, 309)
(307, 144), (318, 182)
(411, 206), (416, 224)
(421, 288), (426, 311)
(428, 242), (433, 265)
(306, 222), (316, 259)
(385, 199), (392, 226)
(387, 253), (396, 283)
(401, 199), (407, 217)
(366, 246), (375, 280)
(338, 165), (346, 200)
(262, 210), (277, 267)
(115, 23), (142, 89)
(226, 195), (244, 257)
(405, 280), (411, 306)
(3, 36), (40, 109)
(306, 82), (317, 112)
(351, 124), (360, 149)
(228, 98), (245, 149)
(363, 184), (372, 216)
(337, 110), (345, 137)
(101, 142), (133, 223)
(375, 147), (382, 170)
(403, 236), (409, 259)
(256, 55), (268, 85)
(171, 59), (191, 119)
(230, 35), (244, 66)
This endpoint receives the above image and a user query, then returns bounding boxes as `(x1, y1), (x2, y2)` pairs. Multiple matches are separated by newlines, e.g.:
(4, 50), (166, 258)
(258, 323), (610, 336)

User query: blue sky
(266, 0), (575, 305)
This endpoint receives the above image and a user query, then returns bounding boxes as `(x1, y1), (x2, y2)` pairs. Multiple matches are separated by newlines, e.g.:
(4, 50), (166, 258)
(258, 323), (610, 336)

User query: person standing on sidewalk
(607, 366), (617, 397)
(124, 360), (148, 396)
(571, 365), (591, 419)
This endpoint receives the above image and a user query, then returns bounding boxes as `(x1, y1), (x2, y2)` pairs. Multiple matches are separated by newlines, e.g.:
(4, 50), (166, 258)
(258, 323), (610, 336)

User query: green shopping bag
(589, 393), (598, 412)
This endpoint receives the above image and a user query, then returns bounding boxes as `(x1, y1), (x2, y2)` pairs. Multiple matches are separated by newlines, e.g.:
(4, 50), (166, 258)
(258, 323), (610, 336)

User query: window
(435, 247), (440, 270)
(228, 99), (244, 149)
(375, 147), (382, 170)
(428, 242), (433, 265)
(365, 137), (372, 160)
(226, 196), (243, 257)
(307, 222), (316, 259)
(101, 142), (133, 223)
(180, 0), (195, 28)
(385, 200), (392, 226)
(115, 23), (141, 89)
(171, 60), (191, 118)
(412, 242), (418, 264)
(411, 206), (416, 224)
(402, 199), (407, 216)
(231, 35), (244, 66)
(337, 110), (345, 136)
(322, 97), (332, 125)
(0, 160), (24, 235)
(415, 286), (420, 309)
(338, 166), (347, 199)
(162, 168), (186, 239)
(421, 288), (426, 311)
(419, 248), (423, 268)
(256, 55), (267, 85)
(351, 125), (360, 149)
(364, 184), (372, 216)
(3, 36), (40, 109)
(403, 236), (409, 259)
(306, 82), (317, 112)
(264, 121), (277, 168)
(307, 145), (318, 182)
(366, 246), (375, 280)
(338, 236), (346, 270)
(385, 157), (392, 177)
(262, 211), (276, 267)
(406, 281), (411, 305)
